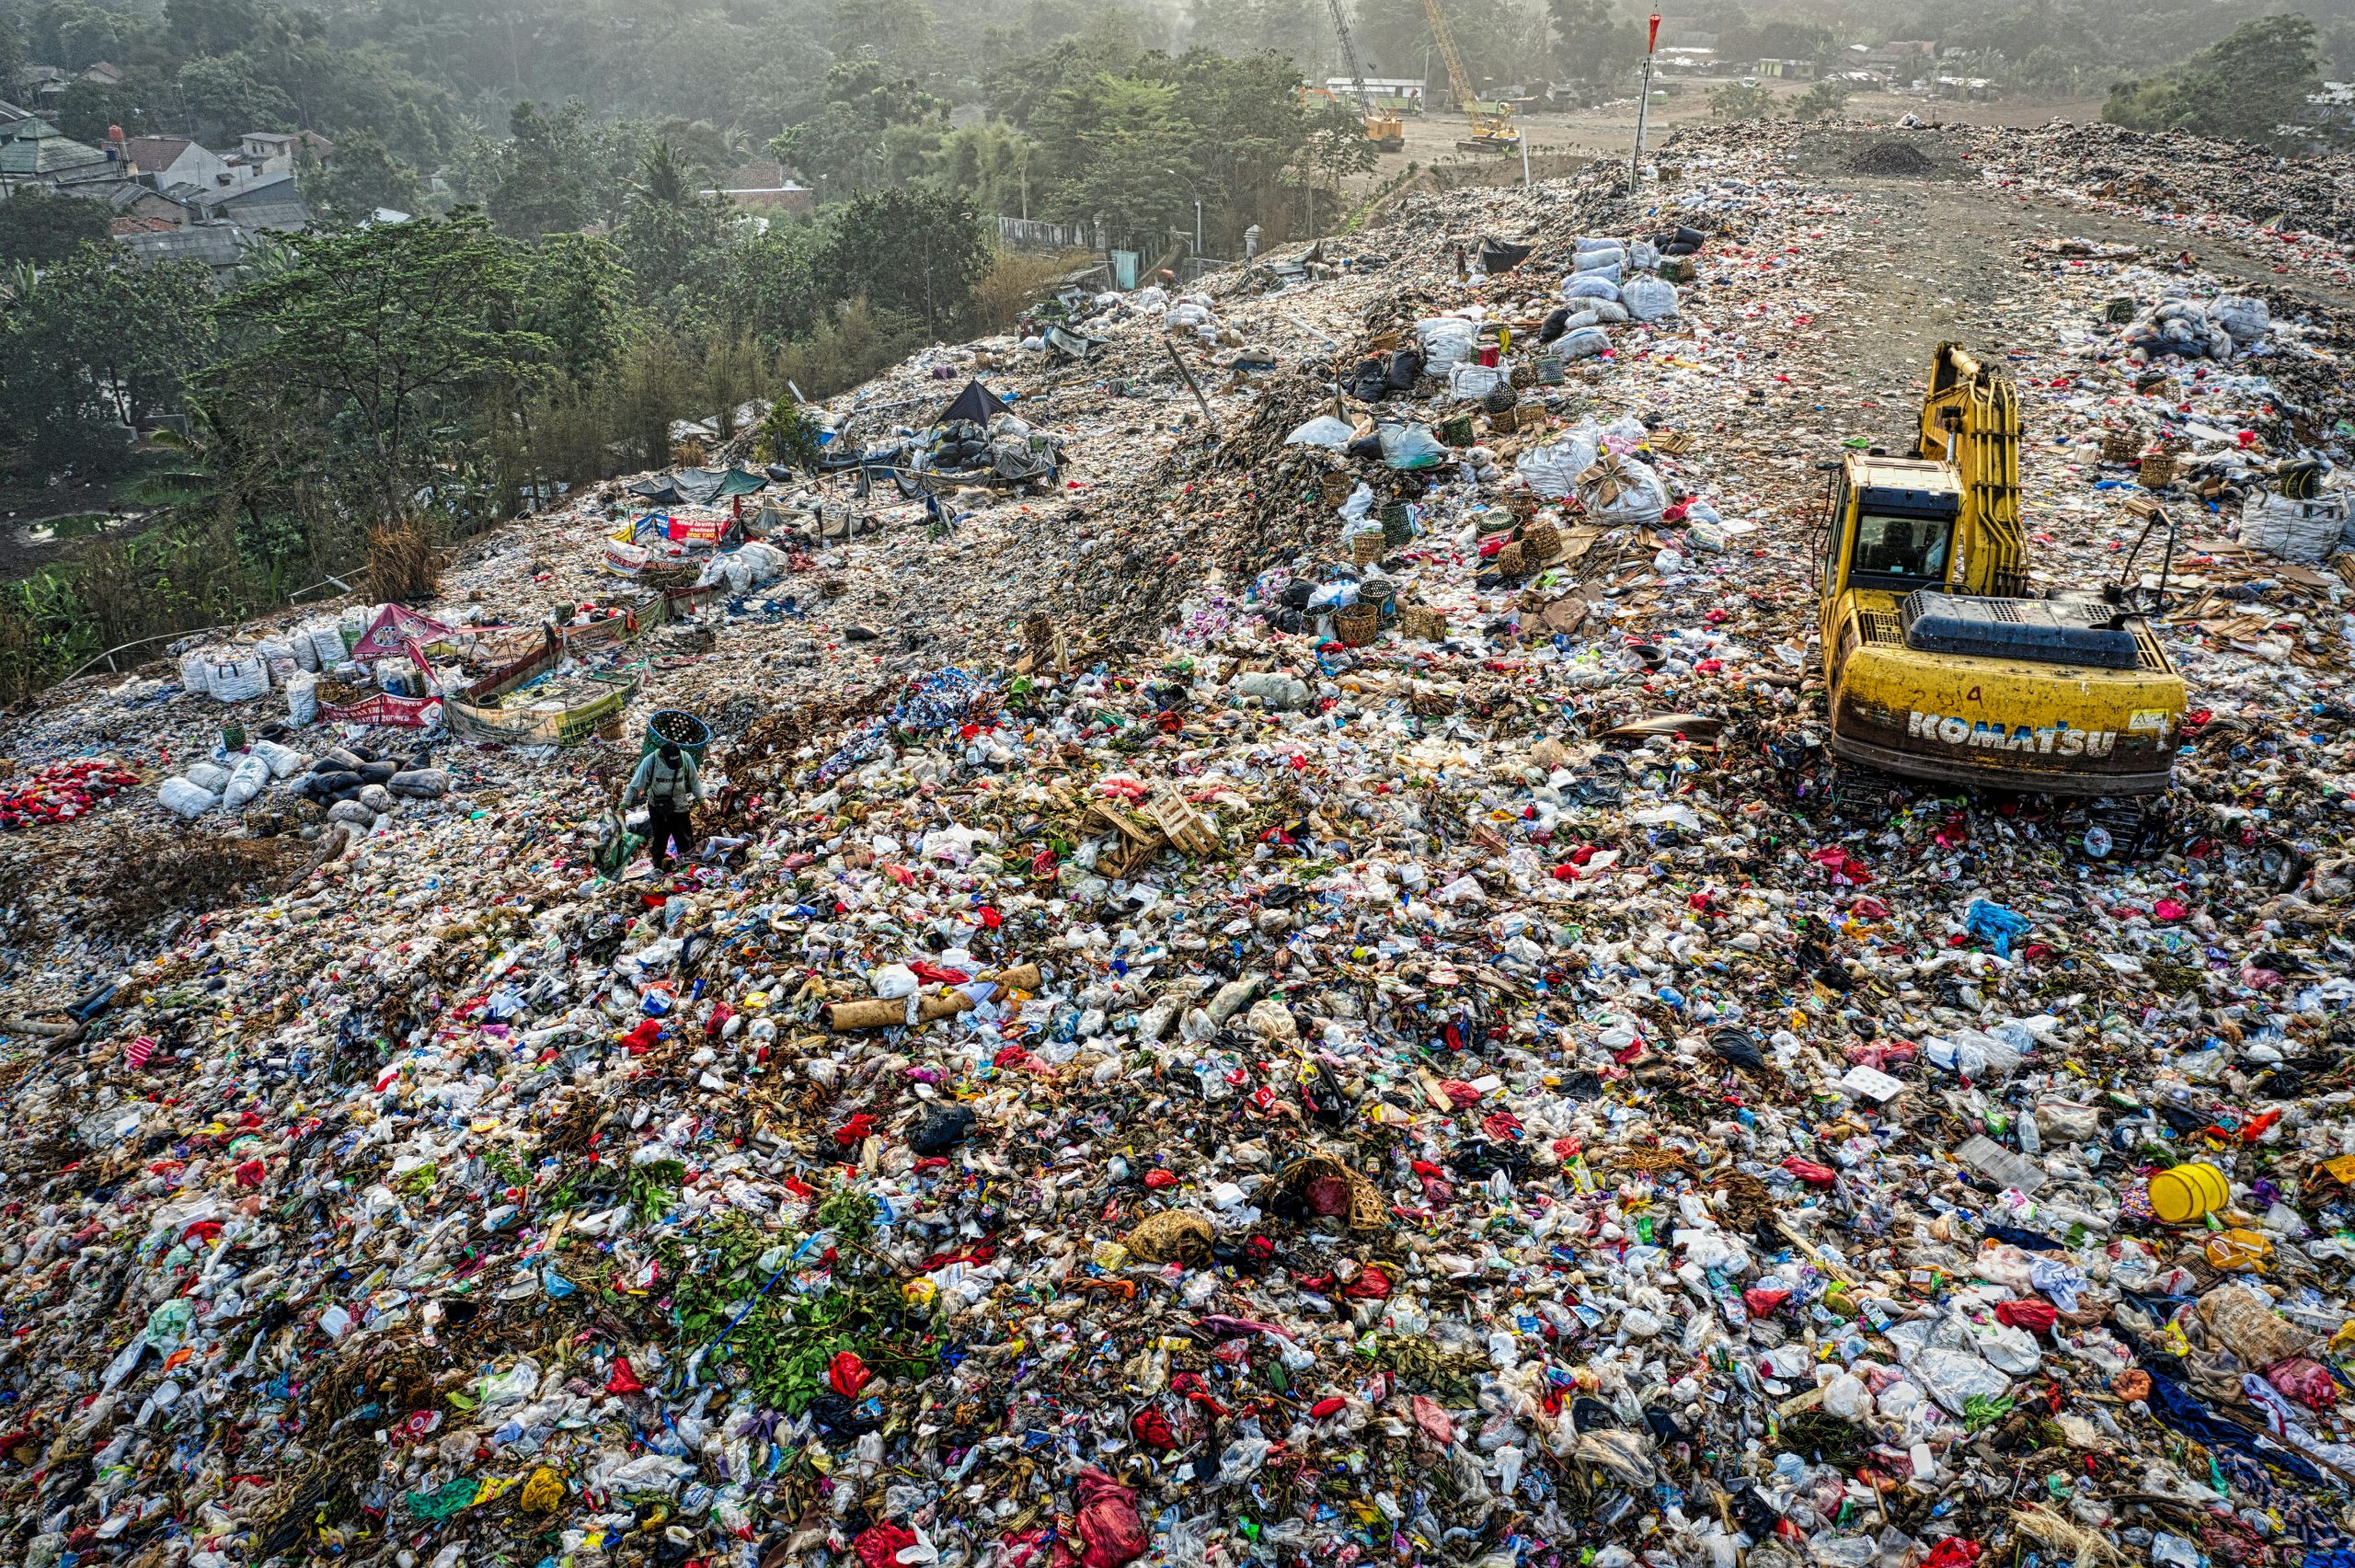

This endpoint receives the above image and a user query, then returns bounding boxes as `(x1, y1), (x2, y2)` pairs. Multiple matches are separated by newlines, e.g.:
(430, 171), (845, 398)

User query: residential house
(2311, 82), (2355, 137)
(1655, 47), (1720, 74)
(705, 158), (813, 214)
(80, 62), (125, 86)
(235, 130), (332, 180)
(1857, 40), (1936, 70)
(117, 222), (256, 273)
(123, 135), (237, 191)
(1755, 57), (1818, 78)
(14, 64), (67, 103)
(0, 116), (114, 194)
(195, 171), (309, 230)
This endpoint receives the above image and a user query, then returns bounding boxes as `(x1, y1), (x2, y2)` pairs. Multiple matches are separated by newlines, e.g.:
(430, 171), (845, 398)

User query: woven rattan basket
(1272, 1154), (1392, 1230)
(1400, 604), (1447, 641)
(1335, 603), (1381, 647)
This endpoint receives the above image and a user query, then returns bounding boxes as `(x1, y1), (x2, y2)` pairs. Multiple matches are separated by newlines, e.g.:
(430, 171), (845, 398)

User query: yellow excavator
(1417, 0), (1519, 151)
(1817, 343), (2186, 797)
(1320, 0), (1406, 150)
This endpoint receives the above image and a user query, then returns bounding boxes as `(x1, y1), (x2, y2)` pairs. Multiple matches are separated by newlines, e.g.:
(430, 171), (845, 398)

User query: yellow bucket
(2148, 1162), (2230, 1224)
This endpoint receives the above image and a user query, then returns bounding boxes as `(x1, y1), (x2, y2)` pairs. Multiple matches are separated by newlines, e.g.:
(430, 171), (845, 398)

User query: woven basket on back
(2137, 453), (2177, 490)
(1350, 532), (1385, 567)
(1336, 603), (1381, 647)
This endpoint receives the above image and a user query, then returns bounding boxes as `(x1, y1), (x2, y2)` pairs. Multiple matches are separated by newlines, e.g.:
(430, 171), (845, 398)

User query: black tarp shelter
(932, 380), (1014, 428)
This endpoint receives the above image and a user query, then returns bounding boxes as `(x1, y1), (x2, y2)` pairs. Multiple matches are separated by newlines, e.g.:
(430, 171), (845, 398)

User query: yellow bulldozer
(1817, 343), (2186, 798)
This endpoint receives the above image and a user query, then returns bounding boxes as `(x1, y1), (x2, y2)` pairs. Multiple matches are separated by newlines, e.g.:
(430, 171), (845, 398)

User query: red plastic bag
(1993, 1299), (2059, 1333)
(1074, 1467), (1147, 1568)
(1925, 1539), (1981, 1568)
(1130, 1409), (1176, 1451)
(856, 1522), (918, 1568)
(1782, 1157), (1838, 1187)
(829, 1350), (872, 1397)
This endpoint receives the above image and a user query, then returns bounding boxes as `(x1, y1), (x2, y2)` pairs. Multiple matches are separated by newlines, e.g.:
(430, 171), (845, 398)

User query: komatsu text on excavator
(1817, 343), (2186, 795)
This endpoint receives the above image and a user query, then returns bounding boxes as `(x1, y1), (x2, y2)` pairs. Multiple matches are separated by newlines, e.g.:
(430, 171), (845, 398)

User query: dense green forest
(0, 0), (1399, 695)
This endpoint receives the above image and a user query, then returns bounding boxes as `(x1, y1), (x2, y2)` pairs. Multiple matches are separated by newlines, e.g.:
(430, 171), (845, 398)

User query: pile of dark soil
(1846, 140), (1939, 176)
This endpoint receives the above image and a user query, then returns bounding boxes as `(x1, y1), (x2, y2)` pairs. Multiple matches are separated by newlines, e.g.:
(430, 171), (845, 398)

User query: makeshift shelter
(932, 379), (1015, 428)
(349, 603), (454, 662)
(1478, 235), (1535, 273)
(626, 467), (769, 508)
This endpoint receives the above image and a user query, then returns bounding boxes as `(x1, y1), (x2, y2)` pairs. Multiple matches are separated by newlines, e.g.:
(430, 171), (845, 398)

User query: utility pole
(1628, 13), (1660, 195)
(1520, 128), (1532, 189)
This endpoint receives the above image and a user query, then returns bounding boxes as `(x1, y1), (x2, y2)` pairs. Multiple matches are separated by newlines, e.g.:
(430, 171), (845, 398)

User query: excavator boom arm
(1416, 0), (1511, 137)
(1919, 340), (2026, 598)
(1323, 0), (1378, 115)
(1417, 0), (1476, 109)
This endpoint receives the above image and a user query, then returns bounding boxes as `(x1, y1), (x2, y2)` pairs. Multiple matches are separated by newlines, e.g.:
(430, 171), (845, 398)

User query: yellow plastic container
(2205, 1228), (2272, 1273)
(2149, 1162), (2231, 1224)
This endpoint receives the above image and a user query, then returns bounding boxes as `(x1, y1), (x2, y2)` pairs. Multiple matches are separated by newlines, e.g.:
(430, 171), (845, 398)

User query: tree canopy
(2104, 15), (2333, 151)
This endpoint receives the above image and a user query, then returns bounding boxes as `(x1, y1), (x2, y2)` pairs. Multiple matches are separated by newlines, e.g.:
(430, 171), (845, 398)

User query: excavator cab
(1817, 344), (2186, 797)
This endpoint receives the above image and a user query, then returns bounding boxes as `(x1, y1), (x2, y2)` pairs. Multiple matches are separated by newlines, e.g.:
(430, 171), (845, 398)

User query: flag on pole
(1648, 13), (1660, 50)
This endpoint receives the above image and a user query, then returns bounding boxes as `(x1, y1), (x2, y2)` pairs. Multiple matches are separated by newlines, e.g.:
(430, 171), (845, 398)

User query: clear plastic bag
(1379, 423), (1447, 470)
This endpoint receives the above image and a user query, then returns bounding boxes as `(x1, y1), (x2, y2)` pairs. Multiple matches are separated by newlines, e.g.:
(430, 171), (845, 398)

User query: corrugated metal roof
(117, 225), (249, 267)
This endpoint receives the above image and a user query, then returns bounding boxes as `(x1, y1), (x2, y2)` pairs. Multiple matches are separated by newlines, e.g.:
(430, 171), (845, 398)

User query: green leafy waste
(628, 1159), (686, 1225)
(723, 1286), (939, 1415)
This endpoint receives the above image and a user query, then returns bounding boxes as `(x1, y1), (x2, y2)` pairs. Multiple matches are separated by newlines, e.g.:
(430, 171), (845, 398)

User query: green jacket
(626, 750), (705, 809)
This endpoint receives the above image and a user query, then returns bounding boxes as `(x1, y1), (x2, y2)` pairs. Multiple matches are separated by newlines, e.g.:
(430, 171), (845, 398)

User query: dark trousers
(647, 802), (695, 866)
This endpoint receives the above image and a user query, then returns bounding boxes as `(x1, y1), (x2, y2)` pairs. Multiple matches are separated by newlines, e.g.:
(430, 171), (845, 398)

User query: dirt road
(1373, 86), (2107, 181)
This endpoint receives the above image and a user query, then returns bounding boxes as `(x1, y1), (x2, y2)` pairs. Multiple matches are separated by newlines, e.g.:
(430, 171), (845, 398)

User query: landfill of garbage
(4, 117), (2355, 1568)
